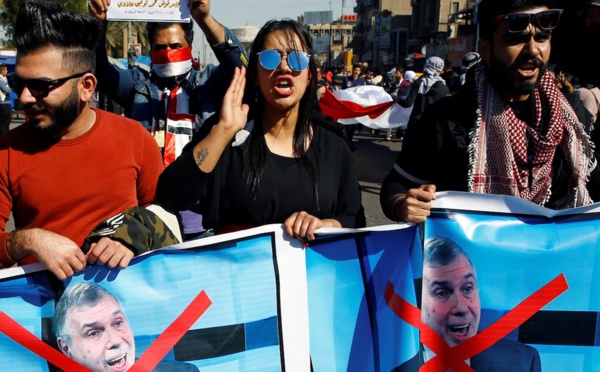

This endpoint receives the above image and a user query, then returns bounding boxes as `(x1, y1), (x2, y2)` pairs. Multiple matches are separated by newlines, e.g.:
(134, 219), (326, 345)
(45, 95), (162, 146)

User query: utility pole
(375, 0), (382, 70)
(473, 0), (480, 52)
(204, 41), (208, 67)
(127, 21), (135, 69)
(328, 0), (333, 70)
(340, 0), (344, 51)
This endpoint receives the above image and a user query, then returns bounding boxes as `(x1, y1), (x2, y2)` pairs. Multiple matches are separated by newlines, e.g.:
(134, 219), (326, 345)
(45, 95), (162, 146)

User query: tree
(104, 21), (149, 58)
(0, 0), (148, 56)
(0, 0), (86, 47)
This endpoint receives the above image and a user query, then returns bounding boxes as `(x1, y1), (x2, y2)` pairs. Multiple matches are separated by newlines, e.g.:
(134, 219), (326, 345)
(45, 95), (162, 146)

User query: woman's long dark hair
(242, 19), (319, 201)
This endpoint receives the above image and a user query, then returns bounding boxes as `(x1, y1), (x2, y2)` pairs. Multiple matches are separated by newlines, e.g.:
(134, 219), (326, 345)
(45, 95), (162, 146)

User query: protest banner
(306, 224), (420, 372)
(1, 192), (600, 371)
(405, 191), (600, 372)
(0, 226), (311, 372)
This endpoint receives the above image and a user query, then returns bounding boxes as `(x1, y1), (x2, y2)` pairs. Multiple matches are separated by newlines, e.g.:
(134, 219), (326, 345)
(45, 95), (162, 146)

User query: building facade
(307, 17), (356, 71)
(352, 0), (412, 71)
(320, 0), (600, 76)
(351, 0), (475, 71)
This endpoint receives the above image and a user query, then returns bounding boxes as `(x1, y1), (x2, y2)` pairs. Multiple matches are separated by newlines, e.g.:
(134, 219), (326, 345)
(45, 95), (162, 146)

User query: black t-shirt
(156, 113), (364, 230)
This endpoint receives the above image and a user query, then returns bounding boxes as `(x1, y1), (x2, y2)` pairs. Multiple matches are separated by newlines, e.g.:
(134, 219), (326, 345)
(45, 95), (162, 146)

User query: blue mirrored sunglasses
(257, 49), (311, 72)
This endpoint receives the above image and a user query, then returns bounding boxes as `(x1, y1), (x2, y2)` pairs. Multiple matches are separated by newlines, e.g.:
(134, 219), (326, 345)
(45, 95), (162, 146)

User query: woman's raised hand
(219, 66), (249, 136)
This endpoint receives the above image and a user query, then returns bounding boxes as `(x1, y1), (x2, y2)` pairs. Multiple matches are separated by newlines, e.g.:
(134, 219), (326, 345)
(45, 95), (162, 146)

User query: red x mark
(384, 273), (568, 372)
(0, 289), (212, 372)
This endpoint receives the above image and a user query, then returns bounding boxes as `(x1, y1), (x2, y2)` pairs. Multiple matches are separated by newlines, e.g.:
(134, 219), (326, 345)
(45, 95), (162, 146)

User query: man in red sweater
(0, 0), (163, 280)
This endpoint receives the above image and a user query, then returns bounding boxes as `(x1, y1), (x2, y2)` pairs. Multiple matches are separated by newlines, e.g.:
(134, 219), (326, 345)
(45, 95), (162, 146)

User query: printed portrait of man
(54, 282), (198, 372)
(421, 236), (481, 349)
(394, 237), (541, 371)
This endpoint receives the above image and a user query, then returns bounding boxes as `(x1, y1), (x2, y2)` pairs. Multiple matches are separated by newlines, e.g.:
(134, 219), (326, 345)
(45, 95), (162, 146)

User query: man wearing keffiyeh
(380, 0), (600, 223)
(396, 56), (451, 140)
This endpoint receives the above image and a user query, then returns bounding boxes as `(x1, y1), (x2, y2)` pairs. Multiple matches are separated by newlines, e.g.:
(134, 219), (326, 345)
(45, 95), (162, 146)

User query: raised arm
(88, 0), (139, 113)
(189, 0), (223, 45)
(191, 0), (246, 66)
(156, 66), (248, 212)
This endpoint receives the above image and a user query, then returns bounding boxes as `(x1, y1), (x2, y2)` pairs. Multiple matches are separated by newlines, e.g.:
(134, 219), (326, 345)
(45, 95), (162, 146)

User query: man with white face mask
(90, 0), (247, 241)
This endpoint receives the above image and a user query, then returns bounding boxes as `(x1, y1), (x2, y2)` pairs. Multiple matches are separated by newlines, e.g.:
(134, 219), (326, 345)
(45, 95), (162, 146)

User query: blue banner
(0, 228), (307, 372)
(1, 192), (600, 371)
(418, 191), (600, 372)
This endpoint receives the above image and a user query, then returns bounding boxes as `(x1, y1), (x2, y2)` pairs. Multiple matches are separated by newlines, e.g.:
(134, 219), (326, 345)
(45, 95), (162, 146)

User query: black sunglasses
(7, 71), (89, 98)
(494, 9), (563, 34)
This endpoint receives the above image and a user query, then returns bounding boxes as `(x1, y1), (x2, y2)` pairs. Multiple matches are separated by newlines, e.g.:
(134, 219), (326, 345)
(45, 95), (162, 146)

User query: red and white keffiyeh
(468, 64), (595, 207)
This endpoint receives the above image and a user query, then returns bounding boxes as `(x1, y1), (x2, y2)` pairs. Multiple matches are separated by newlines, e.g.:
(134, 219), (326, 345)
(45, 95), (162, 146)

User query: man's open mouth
(107, 353), (127, 368)
(449, 324), (470, 336)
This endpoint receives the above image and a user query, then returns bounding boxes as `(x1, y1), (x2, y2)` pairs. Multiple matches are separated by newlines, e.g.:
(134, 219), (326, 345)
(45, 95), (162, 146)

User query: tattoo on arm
(195, 148), (208, 168)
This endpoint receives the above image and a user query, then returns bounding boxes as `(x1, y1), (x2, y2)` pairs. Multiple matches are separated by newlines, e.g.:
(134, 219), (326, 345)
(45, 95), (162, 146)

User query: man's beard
(488, 55), (547, 97)
(32, 86), (81, 139)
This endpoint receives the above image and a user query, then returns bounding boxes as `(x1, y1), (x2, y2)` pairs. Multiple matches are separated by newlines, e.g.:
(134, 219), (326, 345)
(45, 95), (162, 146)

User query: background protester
(0, 63), (12, 137)
(368, 67), (384, 86)
(340, 63), (367, 149)
(459, 52), (481, 86)
(315, 66), (330, 102)
(384, 66), (412, 141)
(156, 19), (364, 241)
(387, 66), (405, 100)
(550, 67), (595, 134)
(578, 80), (600, 135)
(380, 0), (600, 224)
(395, 56), (450, 140)
(441, 60), (460, 94)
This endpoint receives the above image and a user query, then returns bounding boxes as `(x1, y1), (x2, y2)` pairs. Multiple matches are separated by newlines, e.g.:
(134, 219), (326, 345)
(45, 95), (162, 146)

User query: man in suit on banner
(54, 282), (198, 372)
(394, 237), (541, 371)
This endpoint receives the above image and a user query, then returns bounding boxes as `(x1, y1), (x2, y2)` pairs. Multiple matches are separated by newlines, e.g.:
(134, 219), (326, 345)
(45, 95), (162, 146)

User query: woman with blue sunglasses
(157, 19), (364, 241)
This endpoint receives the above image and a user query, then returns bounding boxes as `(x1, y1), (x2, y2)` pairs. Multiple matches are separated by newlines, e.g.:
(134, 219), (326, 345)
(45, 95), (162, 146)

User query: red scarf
(469, 65), (594, 207)
(159, 86), (194, 167)
(150, 48), (195, 166)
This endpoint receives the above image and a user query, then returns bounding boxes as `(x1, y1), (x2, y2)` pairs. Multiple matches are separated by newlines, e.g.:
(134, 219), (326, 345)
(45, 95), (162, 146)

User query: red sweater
(0, 108), (163, 267)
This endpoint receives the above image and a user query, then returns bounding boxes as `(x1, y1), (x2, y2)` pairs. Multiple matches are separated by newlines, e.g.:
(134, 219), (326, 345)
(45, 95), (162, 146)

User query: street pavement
(350, 129), (403, 227)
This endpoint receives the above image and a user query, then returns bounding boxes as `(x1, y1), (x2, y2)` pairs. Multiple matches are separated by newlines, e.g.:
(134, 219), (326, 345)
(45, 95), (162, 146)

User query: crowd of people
(0, 0), (599, 368)
(0, 0), (597, 276)
(0, 0), (365, 282)
(380, 0), (600, 224)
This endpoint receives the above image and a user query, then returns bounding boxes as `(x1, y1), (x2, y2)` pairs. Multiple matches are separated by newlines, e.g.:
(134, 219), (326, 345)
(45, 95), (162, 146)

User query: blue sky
(195, 0), (354, 65)
(211, 0), (354, 28)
